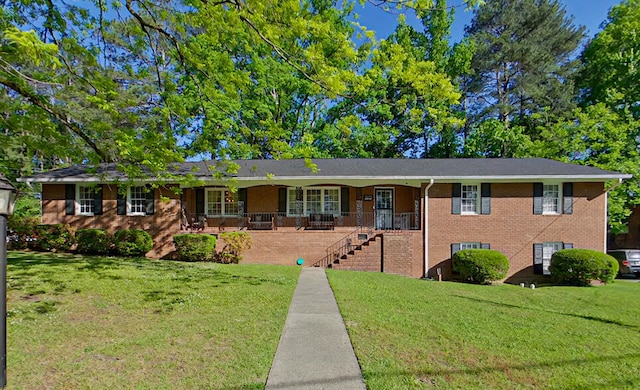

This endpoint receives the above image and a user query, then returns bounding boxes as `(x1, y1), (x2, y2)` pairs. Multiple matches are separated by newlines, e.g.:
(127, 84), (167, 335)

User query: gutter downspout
(604, 178), (624, 251)
(424, 179), (435, 278)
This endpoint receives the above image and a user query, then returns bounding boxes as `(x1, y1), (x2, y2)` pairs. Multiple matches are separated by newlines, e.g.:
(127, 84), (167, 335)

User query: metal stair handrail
(312, 226), (374, 268)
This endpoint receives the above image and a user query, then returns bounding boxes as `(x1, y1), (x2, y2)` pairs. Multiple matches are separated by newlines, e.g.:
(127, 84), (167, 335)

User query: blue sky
(354, 0), (623, 42)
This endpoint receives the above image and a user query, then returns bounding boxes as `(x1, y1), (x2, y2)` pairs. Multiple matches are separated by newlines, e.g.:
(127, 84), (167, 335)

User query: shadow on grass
(453, 294), (640, 330)
(8, 251), (279, 286)
(8, 251), (286, 314)
(366, 353), (640, 386)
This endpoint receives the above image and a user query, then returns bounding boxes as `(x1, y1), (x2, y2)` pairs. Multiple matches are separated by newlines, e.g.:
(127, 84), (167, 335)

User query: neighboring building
(19, 158), (631, 282)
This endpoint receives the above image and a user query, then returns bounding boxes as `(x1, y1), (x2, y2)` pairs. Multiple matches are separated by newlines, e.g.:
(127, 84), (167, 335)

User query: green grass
(327, 270), (640, 389)
(7, 251), (300, 390)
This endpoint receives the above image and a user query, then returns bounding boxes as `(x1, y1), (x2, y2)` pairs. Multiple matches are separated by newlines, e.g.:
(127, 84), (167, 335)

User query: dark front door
(375, 188), (393, 230)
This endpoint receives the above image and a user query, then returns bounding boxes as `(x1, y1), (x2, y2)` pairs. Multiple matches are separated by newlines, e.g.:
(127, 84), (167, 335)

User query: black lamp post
(0, 174), (17, 388)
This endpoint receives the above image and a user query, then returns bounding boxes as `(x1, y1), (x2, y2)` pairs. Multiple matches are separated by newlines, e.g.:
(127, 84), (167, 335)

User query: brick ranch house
(20, 158), (630, 283)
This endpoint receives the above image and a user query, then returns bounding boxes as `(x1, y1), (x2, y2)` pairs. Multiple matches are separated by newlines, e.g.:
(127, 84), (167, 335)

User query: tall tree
(464, 0), (585, 154)
(575, 0), (640, 235)
(579, 0), (640, 118)
(317, 17), (463, 158)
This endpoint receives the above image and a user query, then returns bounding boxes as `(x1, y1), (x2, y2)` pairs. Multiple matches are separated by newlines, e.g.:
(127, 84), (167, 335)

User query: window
(542, 242), (563, 275)
(77, 185), (95, 215)
(460, 242), (481, 250)
(286, 187), (341, 216)
(453, 183), (490, 215)
(128, 186), (147, 215)
(534, 242), (572, 275)
(461, 185), (479, 214)
(451, 242), (489, 256)
(205, 189), (238, 216)
(543, 184), (560, 214)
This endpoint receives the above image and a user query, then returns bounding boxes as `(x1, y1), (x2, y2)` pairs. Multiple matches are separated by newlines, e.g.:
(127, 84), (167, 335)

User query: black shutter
(563, 182), (573, 214)
(117, 186), (127, 215)
(238, 188), (247, 214)
(451, 243), (461, 257)
(341, 187), (350, 213)
(481, 183), (491, 215)
(563, 242), (574, 249)
(65, 184), (75, 215)
(145, 187), (155, 215)
(533, 183), (543, 215)
(278, 188), (287, 213)
(93, 185), (103, 215)
(533, 243), (543, 274)
(195, 188), (205, 215)
(481, 243), (490, 249)
(452, 183), (461, 215)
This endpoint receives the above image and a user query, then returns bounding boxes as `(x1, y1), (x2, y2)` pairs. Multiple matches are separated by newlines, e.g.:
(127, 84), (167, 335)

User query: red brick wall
(42, 184), (181, 258)
(235, 230), (354, 266)
(427, 182), (606, 282)
(382, 232), (424, 277)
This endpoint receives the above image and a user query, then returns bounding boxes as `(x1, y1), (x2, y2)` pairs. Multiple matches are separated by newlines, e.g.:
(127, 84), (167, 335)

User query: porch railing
(180, 211), (419, 231)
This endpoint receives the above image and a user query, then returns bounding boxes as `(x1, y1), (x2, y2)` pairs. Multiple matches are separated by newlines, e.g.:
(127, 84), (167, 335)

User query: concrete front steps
(330, 234), (382, 272)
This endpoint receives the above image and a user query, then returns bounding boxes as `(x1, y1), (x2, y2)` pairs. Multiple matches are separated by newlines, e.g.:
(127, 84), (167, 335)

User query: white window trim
(542, 241), (563, 275)
(461, 183), (481, 215)
(127, 185), (147, 216)
(76, 185), (94, 216)
(205, 188), (239, 217)
(286, 186), (341, 217)
(542, 182), (563, 215)
(460, 242), (481, 250)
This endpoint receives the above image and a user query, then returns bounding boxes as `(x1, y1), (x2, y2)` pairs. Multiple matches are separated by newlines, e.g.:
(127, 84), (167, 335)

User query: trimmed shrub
(452, 249), (510, 284)
(550, 249), (619, 286)
(76, 229), (112, 255)
(34, 224), (75, 252)
(217, 232), (253, 264)
(114, 229), (153, 257)
(174, 234), (216, 262)
(7, 215), (39, 250)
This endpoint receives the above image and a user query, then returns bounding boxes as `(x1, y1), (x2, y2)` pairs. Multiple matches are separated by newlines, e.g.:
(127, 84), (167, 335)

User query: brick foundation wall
(234, 229), (355, 266)
(382, 232), (424, 278)
(427, 182), (607, 283)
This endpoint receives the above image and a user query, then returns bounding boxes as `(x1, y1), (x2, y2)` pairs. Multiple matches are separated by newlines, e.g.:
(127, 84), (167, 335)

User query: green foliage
(463, 119), (533, 157)
(579, 0), (640, 117)
(217, 232), (253, 264)
(173, 234), (217, 262)
(76, 229), (112, 255)
(549, 249), (619, 286)
(452, 249), (510, 284)
(6, 215), (39, 250)
(464, 0), (584, 153)
(530, 104), (640, 233)
(34, 224), (75, 252)
(114, 229), (153, 257)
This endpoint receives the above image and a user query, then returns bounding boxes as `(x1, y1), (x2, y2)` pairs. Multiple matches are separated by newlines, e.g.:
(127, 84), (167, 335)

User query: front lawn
(7, 251), (300, 389)
(327, 270), (640, 389)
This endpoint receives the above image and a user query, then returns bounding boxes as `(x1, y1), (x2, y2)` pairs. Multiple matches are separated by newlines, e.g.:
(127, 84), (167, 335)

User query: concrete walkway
(265, 267), (366, 390)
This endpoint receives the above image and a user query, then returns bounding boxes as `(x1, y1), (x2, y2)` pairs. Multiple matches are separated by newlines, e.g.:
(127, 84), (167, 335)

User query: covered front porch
(178, 184), (423, 233)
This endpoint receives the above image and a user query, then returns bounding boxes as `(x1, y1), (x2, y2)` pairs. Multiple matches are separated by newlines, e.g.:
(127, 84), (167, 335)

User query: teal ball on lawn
(297, 258), (304, 265)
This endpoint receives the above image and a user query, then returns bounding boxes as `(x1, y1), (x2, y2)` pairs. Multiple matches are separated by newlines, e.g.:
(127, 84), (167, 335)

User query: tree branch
(0, 77), (110, 162)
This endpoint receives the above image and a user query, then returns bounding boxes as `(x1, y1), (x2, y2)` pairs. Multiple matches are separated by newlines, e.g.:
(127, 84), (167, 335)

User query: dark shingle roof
(19, 158), (630, 184)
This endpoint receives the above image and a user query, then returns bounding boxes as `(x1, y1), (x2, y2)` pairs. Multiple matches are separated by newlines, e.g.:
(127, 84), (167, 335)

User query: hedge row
(7, 222), (153, 257)
(76, 228), (153, 257)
